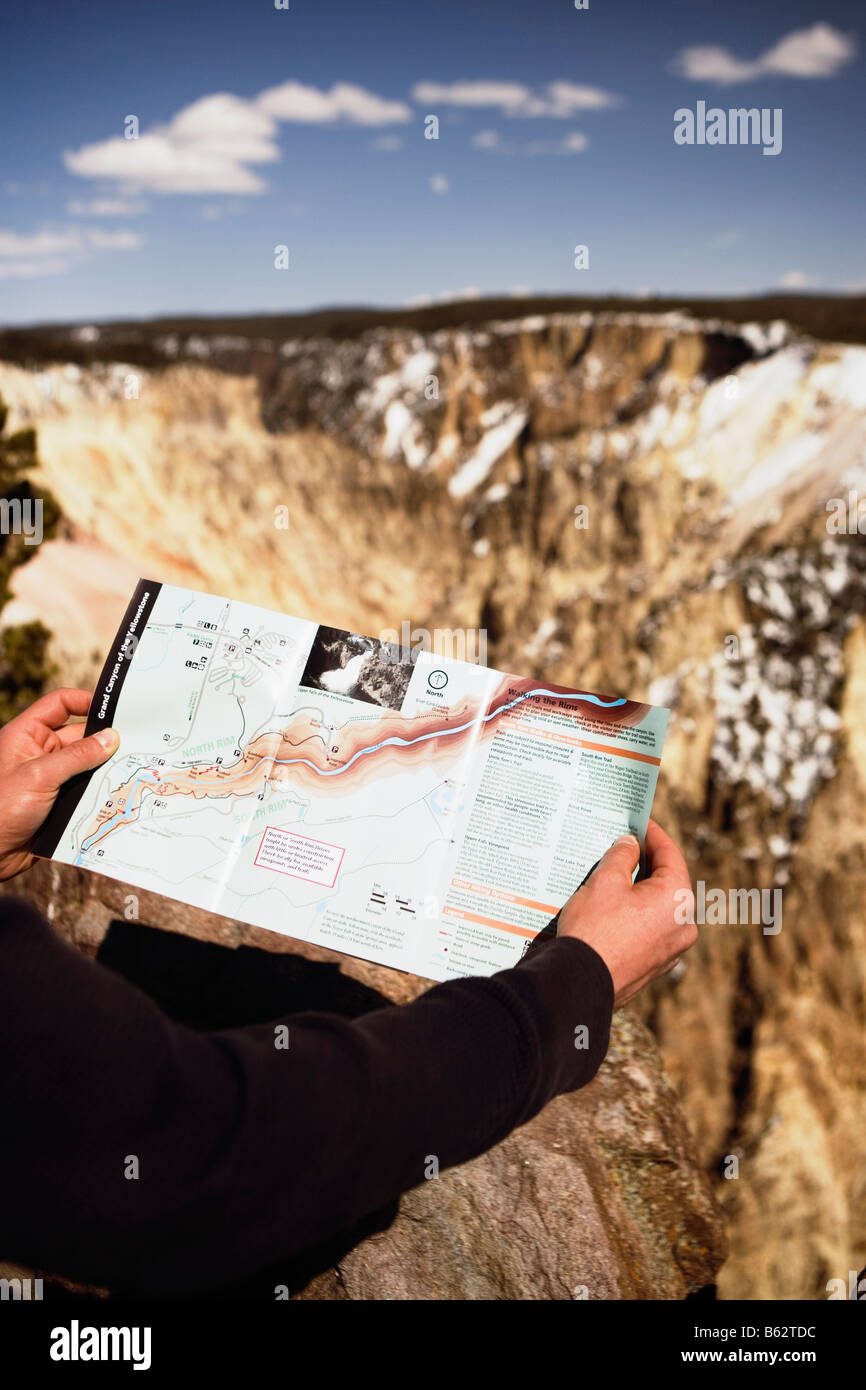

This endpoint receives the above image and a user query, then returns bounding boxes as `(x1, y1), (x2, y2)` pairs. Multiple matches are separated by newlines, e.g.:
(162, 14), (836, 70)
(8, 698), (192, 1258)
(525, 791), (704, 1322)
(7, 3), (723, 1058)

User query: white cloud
(64, 93), (280, 194)
(68, 197), (148, 217)
(0, 224), (144, 280)
(0, 228), (82, 257)
(474, 131), (589, 156)
(86, 228), (145, 250)
(200, 200), (250, 221)
(406, 287), (482, 306)
(542, 81), (619, 113)
(412, 79), (619, 115)
(561, 132), (589, 153)
(673, 23), (857, 85)
(3, 181), (53, 198)
(760, 23), (856, 77)
(0, 230), (78, 279)
(258, 80), (411, 125)
(171, 94), (278, 160)
(65, 84), (411, 198)
(371, 134), (404, 151)
(508, 286), (533, 297)
(778, 270), (815, 289)
(0, 258), (72, 280)
(414, 81), (530, 111)
(436, 287), (481, 303)
(674, 47), (759, 85)
(430, 173), (449, 194)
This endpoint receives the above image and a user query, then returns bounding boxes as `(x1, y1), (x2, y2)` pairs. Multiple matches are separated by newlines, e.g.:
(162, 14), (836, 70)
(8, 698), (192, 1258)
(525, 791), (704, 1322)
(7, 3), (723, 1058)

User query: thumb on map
(34, 727), (120, 791)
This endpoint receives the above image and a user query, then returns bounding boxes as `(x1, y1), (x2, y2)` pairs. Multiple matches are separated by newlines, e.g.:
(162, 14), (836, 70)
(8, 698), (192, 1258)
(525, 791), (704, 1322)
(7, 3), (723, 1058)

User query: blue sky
(1, 0), (863, 324)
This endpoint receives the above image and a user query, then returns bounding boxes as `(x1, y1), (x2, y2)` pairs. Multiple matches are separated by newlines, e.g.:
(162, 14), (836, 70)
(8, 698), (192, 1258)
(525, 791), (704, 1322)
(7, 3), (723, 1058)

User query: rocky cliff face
(2, 307), (865, 1299)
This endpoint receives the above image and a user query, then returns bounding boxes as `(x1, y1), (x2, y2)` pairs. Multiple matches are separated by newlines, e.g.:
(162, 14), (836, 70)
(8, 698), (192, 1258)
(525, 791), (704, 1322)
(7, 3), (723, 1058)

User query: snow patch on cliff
(710, 542), (863, 814)
(448, 403), (528, 498)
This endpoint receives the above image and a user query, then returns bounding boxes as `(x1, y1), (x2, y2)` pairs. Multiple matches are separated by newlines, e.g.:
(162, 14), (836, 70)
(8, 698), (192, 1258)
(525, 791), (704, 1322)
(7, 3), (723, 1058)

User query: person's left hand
(0, 688), (119, 881)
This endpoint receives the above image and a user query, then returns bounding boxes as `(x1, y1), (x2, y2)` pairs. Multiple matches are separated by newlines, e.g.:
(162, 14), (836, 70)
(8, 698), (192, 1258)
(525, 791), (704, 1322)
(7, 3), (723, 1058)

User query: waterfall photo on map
(299, 626), (419, 709)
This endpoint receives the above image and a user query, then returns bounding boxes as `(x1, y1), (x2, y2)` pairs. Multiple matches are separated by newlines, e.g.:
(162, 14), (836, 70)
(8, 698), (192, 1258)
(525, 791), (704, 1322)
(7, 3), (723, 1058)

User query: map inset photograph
(299, 626), (418, 709)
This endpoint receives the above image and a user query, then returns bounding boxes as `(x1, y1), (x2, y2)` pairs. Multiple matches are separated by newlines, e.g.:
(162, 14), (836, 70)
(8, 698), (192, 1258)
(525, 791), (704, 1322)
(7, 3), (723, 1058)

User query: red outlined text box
(254, 826), (345, 888)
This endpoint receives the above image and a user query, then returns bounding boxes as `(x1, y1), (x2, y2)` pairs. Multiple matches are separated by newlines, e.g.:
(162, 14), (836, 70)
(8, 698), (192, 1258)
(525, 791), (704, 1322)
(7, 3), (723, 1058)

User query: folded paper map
(35, 580), (669, 980)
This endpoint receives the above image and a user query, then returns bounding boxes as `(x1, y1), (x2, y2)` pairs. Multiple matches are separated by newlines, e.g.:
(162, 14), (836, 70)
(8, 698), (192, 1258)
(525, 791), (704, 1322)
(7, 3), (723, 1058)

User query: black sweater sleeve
(0, 894), (613, 1294)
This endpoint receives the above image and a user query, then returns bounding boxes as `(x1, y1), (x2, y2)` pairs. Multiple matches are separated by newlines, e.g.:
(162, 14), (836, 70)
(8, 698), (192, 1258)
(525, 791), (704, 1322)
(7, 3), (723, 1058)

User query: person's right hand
(556, 819), (696, 1007)
(0, 688), (119, 882)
